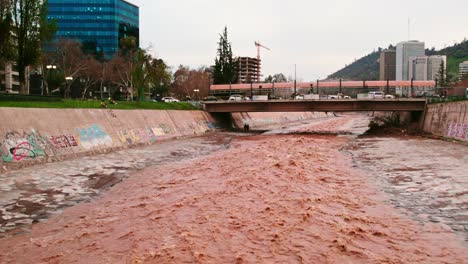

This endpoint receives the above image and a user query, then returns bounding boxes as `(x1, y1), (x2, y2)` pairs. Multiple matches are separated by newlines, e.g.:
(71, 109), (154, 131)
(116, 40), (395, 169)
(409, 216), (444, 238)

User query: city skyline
(129, 0), (467, 81)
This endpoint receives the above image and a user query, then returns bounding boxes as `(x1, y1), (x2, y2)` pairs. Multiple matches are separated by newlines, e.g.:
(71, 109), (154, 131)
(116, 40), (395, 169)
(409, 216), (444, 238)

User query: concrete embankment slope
(0, 108), (324, 170)
(423, 101), (468, 142)
(0, 108), (216, 170)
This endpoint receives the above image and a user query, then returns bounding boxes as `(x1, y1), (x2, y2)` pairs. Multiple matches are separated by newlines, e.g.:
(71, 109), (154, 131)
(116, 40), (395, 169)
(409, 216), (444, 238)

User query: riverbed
(0, 114), (466, 263)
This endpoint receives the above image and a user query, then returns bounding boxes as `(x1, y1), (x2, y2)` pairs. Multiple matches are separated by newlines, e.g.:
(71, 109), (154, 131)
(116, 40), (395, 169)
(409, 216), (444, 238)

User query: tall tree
(12, 0), (56, 93)
(0, 0), (14, 66)
(171, 65), (211, 99)
(437, 60), (448, 88)
(213, 26), (236, 84)
(46, 39), (103, 98)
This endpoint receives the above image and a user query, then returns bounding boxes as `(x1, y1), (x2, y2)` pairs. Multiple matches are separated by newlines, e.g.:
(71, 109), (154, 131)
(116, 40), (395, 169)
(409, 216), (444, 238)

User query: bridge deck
(203, 99), (427, 113)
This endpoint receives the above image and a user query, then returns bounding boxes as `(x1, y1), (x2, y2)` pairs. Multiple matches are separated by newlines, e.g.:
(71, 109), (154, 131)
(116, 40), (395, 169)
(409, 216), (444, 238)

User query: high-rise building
(396, 40), (425, 81)
(235, 57), (261, 83)
(0, 63), (20, 93)
(409, 56), (428, 80)
(379, 49), (396, 80)
(459, 61), (468, 80)
(427, 55), (446, 81)
(408, 55), (446, 81)
(47, 0), (139, 58)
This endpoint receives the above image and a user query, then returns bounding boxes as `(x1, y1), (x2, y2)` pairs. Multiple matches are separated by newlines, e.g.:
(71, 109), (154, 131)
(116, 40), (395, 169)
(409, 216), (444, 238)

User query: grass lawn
(0, 99), (199, 110)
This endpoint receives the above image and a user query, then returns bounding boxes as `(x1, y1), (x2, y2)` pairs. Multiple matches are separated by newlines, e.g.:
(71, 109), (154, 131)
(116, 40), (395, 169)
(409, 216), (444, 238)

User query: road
(0, 114), (466, 263)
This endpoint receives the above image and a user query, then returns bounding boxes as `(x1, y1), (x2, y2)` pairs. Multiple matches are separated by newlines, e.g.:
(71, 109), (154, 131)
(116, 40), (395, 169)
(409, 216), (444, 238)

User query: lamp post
(194, 89), (200, 101)
(294, 64), (297, 96)
(44, 65), (56, 95)
(65, 76), (73, 98)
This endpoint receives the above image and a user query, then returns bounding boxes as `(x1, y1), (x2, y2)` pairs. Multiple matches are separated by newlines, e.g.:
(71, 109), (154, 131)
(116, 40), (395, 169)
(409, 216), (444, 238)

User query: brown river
(0, 114), (466, 263)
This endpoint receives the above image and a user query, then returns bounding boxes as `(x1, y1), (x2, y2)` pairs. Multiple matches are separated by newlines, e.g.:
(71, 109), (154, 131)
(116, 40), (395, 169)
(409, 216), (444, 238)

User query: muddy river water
(0, 114), (466, 263)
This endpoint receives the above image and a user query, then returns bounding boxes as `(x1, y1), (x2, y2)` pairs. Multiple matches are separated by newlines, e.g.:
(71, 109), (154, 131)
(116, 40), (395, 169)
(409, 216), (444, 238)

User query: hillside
(328, 39), (468, 81)
(430, 39), (468, 80)
(327, 50), (380, 80)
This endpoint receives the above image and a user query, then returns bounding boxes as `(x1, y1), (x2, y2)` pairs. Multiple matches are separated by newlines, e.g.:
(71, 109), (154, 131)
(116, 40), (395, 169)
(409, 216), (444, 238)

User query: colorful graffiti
(0, 131), (54, 162)
(49, 135), (79, 149)
(117, 125), (171, 144)
(447, 123), (468, 140)
(76, 124), (113, 150)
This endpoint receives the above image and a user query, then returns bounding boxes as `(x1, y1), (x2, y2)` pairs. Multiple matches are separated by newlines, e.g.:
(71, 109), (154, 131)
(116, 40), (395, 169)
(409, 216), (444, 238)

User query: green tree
(0, 0), (14, 66)
(437, 60), (448, 87)
(213, 26), (236, 84)
(12, 0), (56, 93)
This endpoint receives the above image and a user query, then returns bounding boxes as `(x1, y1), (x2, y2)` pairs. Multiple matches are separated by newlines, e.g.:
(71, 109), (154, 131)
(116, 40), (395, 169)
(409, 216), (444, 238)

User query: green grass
(0, 99), (199, 110)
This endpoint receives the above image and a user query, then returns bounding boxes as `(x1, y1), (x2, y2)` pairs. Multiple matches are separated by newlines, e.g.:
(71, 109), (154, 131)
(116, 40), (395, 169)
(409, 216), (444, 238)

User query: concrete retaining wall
(0, 108), (330, 171)
(231, 112), (333, 130)
(423, 101), (468, 141)
(0, 108), (216, 171)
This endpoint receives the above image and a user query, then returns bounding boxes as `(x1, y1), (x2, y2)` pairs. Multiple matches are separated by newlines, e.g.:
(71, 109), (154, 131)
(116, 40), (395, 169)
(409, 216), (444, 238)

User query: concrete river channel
(0, 113), (466, 262)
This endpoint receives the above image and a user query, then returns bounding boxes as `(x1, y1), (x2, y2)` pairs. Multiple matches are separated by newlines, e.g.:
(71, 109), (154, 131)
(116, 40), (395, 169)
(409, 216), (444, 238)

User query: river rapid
(0, 113), (466, 263)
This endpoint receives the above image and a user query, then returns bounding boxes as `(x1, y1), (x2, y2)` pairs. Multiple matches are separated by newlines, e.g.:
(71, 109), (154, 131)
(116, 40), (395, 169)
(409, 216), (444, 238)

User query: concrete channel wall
(423, 101), (468, 142)
(0, 108), (217, 171)
(0, 108), (326, 171)
(231, 112), (333, 129)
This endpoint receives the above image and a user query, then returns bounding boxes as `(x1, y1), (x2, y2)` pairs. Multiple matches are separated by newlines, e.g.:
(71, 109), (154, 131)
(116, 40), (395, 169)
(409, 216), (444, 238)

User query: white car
(384, 94), (395, 99)
(162, 97), (179, 102)
(368, 91), (384, 98)
(228, 95), (243, 101)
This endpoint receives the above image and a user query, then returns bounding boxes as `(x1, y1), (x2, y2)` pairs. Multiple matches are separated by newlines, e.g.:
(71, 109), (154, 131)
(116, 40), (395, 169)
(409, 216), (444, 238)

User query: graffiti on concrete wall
(49, 135), (79, 149)
(447, 123), (468, 140)
(76, 124), (113, 150)
(117, 127), (156, 144)
(117, 124), (174, 144)
(0, 131), (54, 162)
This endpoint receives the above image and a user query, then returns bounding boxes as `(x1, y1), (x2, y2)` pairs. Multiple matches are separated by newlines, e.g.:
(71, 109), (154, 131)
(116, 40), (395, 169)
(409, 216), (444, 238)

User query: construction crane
(255, 41), (270, 83)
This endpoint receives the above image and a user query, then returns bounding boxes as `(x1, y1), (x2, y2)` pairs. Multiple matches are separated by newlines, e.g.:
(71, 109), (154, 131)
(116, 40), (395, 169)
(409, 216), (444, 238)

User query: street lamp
(65, 76), (73, 98)
(43, 65), (57, 95)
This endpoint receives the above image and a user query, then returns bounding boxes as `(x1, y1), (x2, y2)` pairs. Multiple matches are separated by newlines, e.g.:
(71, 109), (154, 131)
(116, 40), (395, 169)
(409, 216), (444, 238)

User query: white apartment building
(0, 63), (20, 93)
(460, 61), (468, 80)
(409, 55), (446, 81)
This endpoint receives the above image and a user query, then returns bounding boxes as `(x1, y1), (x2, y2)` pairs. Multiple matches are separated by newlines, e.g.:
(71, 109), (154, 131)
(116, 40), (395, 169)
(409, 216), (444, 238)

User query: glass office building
(47, 0), (139, 58)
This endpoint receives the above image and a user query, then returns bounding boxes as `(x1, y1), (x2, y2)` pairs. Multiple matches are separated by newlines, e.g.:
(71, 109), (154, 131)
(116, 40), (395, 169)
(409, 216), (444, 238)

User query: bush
(0, 93), (62, 102)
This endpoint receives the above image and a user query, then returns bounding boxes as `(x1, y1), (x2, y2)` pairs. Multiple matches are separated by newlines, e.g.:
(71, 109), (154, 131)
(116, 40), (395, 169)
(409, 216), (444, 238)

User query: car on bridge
(203, 96), (219, 101)
(162, 97), (180, 102)
(368, 91), (384, 98)
(228, 95), (250, 101)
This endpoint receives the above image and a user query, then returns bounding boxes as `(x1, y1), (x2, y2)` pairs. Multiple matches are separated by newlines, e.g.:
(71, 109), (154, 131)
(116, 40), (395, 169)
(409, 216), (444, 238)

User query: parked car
(162, 97), (179, 102)
(384, 94), (395, 99)
(228, 94), (243, 101)
(203, 96), (219, 101)
(368, 91), (384, 98)
(295, 94), (304, 100)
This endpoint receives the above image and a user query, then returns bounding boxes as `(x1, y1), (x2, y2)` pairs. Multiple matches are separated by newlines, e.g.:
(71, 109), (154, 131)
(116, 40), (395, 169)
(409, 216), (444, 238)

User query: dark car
(203, 96), (218, 101)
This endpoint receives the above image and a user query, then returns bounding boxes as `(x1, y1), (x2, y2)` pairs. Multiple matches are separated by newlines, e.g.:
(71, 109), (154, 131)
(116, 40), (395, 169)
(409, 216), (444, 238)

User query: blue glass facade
(47, 0), (139, 58)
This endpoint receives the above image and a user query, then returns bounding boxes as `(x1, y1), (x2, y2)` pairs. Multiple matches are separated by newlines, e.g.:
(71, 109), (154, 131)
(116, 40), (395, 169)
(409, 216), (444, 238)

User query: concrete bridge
(203, 99), (427, 113)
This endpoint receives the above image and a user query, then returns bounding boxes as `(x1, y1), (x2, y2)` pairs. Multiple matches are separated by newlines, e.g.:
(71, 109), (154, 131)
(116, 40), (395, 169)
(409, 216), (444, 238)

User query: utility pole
(294, 64), (297, 96)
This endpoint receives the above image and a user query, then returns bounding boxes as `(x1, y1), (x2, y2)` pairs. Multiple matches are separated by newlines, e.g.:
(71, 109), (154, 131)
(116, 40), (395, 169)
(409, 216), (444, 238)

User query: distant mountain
(328, 39), (468, 81)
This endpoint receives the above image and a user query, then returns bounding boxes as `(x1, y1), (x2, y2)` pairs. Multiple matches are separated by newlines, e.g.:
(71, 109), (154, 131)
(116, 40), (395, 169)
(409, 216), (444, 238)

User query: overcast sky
(129, 0), (467, 81)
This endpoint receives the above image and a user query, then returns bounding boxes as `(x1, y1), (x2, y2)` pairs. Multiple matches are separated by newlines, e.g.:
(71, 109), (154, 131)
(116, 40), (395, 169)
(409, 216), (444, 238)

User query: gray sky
(130, 0), (467, 81)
